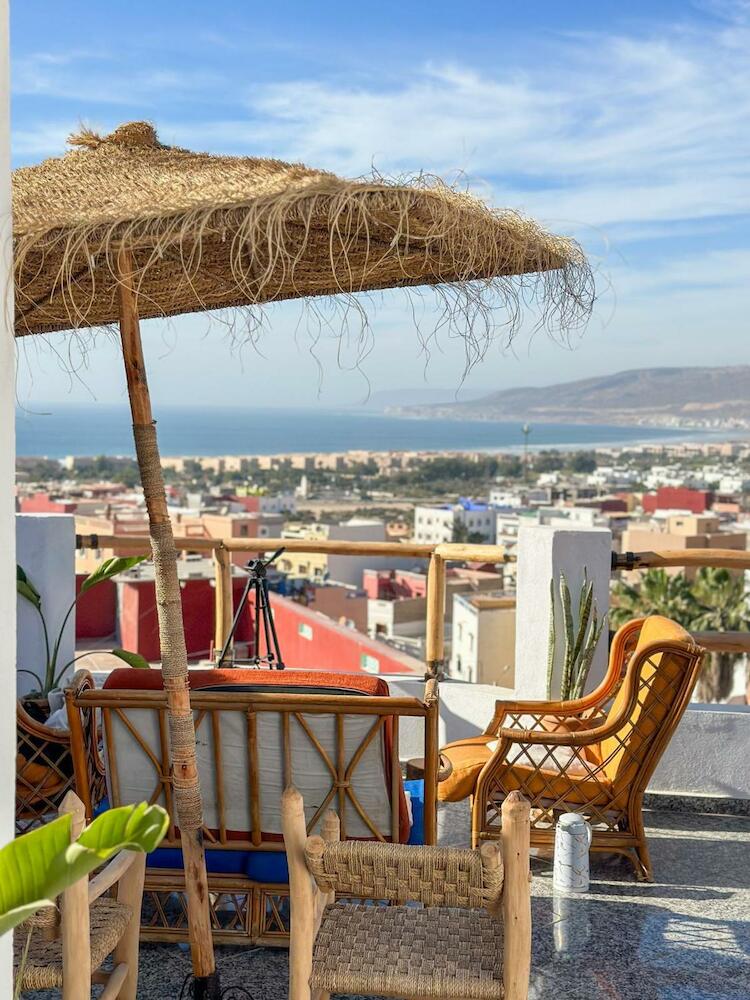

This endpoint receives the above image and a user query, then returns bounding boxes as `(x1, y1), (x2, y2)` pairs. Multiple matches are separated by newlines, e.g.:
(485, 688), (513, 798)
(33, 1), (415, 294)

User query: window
(360, 653), (379, 673)
(298, 622), (313, 640)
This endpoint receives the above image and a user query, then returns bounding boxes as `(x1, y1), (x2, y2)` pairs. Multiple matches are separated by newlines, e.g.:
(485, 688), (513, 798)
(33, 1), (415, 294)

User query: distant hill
(390, 366), (750, 429)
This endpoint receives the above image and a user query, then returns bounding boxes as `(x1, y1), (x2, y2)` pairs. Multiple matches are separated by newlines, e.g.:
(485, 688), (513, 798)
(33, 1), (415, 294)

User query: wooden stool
(406, 755), (453, 782)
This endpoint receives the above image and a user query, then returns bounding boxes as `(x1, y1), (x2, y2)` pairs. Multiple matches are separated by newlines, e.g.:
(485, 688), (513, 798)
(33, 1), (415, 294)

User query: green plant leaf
(0, 802), (168, 937)
(546, 577), (556, 700)
(16, 566), (41, 610)
(80, 555), (148, 595)
(559, 573), (575, 700)
(110, 648), (151, 669)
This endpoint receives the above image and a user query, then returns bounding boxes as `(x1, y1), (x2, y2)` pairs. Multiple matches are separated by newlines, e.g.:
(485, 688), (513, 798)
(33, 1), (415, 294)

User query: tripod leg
(218, 573), (253, 667)
(260, 580), (274, 667)
(265, 581), (285, 670)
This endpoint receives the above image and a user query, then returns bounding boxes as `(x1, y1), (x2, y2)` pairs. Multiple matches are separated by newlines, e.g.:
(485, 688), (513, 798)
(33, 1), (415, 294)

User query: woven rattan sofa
(438, 616), (704, 880)
(67, 667), (438, 946)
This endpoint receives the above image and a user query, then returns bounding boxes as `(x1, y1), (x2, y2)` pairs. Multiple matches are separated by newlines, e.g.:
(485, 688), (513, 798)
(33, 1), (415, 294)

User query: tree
(567, 452), (597, 474)
(610, 567), (749, 703)
(691, 567), (748, 702)
(610, 569), (697, 630)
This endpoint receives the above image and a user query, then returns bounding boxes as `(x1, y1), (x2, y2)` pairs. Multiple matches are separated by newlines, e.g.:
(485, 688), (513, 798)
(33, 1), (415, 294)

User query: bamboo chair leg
(629, 802), (653, 883)
(61, 792), (91, 1000)
(282, 787), (317, 1000)
(502, 791), (531, 1000)
(111, 852), (147, 1000)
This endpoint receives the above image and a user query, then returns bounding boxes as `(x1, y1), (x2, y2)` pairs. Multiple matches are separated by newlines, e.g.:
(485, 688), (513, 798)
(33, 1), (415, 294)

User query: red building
(19, 492), (77, 514)
(642, 487), (713, 515)
(102, 572), (421, 675)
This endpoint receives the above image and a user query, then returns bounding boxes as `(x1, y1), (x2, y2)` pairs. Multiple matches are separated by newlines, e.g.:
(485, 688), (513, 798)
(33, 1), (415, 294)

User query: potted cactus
(543, 570), (606, 736)
(16, 556), (149, 831)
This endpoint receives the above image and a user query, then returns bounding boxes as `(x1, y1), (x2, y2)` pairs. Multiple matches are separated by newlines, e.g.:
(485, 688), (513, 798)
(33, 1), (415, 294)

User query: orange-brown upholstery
(438, 616), (704, 879)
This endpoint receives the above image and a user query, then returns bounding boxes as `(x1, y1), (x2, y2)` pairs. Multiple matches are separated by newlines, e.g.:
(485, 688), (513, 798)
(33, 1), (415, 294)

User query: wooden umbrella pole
(116, 248), (218, 994)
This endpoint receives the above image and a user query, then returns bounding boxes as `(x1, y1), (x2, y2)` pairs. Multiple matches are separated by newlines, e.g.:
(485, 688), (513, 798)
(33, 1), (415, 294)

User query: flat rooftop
(32, 802), (746, 1000)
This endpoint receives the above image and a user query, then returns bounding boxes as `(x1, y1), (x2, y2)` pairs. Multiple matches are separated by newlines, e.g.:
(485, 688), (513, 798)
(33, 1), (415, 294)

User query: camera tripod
(216, 547), (285, 669)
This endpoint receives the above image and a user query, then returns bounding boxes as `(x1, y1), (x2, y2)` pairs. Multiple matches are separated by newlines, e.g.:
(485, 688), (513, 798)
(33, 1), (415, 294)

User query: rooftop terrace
(25, 801), (746, 1000)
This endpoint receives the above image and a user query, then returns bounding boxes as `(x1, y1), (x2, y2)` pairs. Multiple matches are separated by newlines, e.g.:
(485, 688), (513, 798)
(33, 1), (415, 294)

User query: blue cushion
(405, 779), (425, 845)
(96, 782), (424, 882)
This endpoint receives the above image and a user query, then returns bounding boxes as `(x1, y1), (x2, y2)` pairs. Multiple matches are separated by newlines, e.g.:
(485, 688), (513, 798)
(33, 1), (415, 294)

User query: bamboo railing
(76, 533), (750, 670)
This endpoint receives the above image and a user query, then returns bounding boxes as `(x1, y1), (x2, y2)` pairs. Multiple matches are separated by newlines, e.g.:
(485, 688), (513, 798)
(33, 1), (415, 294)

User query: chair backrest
(600, 616), (703, 793)
(73, 668), (422, 846)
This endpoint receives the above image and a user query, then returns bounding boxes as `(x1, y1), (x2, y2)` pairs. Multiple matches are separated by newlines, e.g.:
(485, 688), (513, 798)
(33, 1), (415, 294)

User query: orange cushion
(438, 736), (497, 802)
(103, 667), (390, 696)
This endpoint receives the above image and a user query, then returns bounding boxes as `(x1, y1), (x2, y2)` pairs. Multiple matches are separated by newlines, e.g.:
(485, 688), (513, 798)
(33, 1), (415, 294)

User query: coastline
(15, 403), (736, 460)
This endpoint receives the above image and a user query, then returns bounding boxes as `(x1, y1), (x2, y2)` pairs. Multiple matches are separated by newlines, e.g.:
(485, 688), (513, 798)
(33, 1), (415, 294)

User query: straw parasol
(13, 121), (593, 997)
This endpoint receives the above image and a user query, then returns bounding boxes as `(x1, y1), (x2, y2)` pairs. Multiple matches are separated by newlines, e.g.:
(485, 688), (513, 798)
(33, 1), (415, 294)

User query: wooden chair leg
(61, 792), (91, 1000)
(629, 803), (653, 882)
(112, 851), (147, 1000)
(282, 787), (316, 1000)
(502, 791), (531, 1000)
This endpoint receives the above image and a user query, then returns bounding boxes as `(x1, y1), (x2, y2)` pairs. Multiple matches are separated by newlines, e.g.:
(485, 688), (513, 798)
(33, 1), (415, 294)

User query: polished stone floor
(24, 803), (750, 1000)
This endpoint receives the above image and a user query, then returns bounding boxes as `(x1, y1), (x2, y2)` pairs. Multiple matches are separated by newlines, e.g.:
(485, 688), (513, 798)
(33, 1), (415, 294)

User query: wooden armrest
(88, 849), (139, 904)
(304, 837), (503, 909)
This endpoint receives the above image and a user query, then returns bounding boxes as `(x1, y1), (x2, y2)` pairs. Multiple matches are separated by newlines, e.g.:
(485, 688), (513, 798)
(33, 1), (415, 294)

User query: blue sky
(12, 0), (750, 408)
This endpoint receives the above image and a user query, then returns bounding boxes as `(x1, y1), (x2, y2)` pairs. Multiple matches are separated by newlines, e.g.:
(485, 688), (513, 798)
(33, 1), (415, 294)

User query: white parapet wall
(16, 514), (77, 697)
(390, 678), (750, 800)
(514, 524), (612, 699)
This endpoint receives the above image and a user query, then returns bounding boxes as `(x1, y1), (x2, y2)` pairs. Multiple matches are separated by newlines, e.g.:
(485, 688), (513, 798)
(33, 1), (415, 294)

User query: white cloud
(12, 4), (750, 406)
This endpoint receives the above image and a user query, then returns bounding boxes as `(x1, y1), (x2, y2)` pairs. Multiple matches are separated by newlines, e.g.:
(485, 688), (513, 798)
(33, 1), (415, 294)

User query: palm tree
(691, 567), (748, 702)
(610, 569), (698, 630)
(611, 567), (749, 703)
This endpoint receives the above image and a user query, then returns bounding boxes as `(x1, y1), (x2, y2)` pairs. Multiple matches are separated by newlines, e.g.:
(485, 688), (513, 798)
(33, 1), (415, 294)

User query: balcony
(13, 516), (750, 1000)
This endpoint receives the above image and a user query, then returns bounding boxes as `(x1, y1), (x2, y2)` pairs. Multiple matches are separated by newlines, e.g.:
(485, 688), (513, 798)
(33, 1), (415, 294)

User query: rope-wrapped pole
(116, 248), (218, 996)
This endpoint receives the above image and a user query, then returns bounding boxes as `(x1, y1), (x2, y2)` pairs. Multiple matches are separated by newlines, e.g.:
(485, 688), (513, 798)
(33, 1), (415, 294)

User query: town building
(449, 593), (516, 688)
(413, 499), (496, 545)
(621, 513), (747, 580)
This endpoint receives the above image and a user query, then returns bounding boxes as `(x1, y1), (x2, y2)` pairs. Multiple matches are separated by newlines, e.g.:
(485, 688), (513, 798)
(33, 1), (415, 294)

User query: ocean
(15, 404), (692, 459)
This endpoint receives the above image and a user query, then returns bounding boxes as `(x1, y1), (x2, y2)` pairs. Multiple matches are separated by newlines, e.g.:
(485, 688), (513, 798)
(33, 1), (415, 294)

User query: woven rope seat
(305, 840), (503, 908)
(312, 902), (504, 999)
(13, 897), (133, 991)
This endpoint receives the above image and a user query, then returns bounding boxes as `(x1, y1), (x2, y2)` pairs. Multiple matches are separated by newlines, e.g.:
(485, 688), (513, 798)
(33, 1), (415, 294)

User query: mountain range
(388, 366), (750, 429)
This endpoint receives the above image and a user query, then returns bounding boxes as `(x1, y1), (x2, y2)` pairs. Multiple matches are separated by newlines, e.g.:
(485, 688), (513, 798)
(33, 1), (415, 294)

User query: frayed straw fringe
(13, 123), (594, 372)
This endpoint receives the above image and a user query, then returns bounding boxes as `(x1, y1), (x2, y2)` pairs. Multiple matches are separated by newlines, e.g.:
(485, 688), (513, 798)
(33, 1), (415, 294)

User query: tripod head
(244, 547), (285, 581)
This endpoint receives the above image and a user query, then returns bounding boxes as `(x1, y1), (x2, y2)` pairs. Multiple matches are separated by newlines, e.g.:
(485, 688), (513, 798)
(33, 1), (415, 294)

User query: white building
(449, 592), (516, 688)
(414, 500), (496, 545)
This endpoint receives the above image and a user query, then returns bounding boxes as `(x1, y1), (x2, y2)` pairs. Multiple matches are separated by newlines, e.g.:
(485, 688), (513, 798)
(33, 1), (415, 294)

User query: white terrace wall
(514, 524), (612, 699)
(16, 514), (77, 697)
(0, 1), (14, 989)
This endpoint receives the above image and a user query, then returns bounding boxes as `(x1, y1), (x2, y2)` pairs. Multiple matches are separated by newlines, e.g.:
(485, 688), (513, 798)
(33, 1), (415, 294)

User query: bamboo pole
(116, 248), (217, 994)
(613, 548), (750, 571)
(213, 544), (232, 659)
(423, 552), (446, 845)
(501, 791), (531, 1000)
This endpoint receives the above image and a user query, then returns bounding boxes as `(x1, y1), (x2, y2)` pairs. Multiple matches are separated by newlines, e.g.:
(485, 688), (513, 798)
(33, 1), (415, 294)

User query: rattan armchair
(13, 791), (146, 1000)
(439, 616), (705, 881)
(281, 785), (531, 1000)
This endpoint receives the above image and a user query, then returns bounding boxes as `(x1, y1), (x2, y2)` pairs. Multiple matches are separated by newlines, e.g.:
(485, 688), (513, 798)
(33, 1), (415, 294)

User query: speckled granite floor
(22, 803), (750, 1000)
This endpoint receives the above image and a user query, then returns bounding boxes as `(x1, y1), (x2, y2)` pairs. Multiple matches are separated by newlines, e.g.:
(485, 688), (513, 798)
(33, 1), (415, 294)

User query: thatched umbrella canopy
(13, 121), (593, 997)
